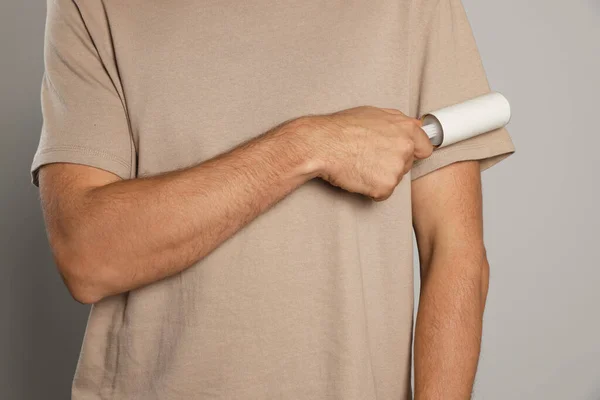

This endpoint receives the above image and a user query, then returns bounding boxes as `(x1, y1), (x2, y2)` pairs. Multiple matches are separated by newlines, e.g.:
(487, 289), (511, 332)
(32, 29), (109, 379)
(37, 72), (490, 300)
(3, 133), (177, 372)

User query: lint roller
(421, 92), (511, 147)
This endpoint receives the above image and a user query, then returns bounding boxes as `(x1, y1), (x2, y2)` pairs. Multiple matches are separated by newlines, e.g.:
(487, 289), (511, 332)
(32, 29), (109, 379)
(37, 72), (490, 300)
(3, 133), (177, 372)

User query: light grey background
(1, 1), (599, 399)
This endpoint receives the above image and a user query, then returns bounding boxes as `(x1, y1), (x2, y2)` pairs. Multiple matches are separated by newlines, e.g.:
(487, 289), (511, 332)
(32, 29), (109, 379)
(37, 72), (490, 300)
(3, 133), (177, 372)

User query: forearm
(414, 246), (489, 400)
(51, 118), (321, 303)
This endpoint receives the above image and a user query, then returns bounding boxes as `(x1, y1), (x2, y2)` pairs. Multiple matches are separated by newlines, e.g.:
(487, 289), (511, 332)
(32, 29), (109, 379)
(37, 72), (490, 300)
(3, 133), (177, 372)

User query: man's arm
(411, 160), (490, 399)
(39, 107), (431, 305)
(39, 119), (319, 305)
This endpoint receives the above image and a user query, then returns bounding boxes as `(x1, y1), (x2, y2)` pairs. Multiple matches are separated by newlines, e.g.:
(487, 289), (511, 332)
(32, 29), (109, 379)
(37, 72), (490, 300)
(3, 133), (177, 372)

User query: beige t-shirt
(31, 0), (515, 398)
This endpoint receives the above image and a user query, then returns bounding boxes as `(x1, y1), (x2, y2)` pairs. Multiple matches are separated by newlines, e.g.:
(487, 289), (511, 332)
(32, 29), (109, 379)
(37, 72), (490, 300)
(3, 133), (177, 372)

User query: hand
(303, 106), (433, 201)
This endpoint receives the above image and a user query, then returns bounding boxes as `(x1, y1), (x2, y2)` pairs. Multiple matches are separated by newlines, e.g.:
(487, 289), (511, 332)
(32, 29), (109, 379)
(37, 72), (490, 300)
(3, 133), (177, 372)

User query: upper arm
(411, 160), (485, 273)
(408, 0), (515, 272)
(31, 0), (135, 187)
(33, 0), (135, 257)
(408, 0), (515, 182)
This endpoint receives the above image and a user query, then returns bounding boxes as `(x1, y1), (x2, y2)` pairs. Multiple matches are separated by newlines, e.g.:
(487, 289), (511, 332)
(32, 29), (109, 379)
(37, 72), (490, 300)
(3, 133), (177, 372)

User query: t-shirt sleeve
(409, 0), (515, 181)
(30, 0), (136, 187)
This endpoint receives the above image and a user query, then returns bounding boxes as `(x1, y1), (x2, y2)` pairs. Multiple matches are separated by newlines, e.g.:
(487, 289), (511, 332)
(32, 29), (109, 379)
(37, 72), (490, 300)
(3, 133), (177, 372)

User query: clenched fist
(301, 106), (434, 201)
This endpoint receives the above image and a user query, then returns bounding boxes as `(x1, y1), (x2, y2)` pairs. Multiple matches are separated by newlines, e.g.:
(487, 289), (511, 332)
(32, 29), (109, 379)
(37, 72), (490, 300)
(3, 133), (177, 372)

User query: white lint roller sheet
(421, 92), (511, 148)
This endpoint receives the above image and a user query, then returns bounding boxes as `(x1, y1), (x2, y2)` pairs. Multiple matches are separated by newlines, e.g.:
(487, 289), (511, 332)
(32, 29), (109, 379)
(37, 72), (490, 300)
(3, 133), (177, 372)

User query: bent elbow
(53, 243), (112, 305)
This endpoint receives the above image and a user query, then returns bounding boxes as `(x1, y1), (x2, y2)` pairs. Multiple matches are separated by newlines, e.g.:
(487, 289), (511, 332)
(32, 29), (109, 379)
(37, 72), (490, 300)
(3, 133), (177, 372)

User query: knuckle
(370, 191), (386, 202)
(400, 117), (417, 126)
(397, 121), (416, 137)
(380, 175), (398, 192)
(408, 120), (423, 133)
(403, 139), (415, 155)
(384, 117), (399, 129)
(371, 184), (394, 201)
(410, 117), (423, 127)
(416, 142), (434, 158)
(385, 178), (397, 191)
(369, 188), (383, 200)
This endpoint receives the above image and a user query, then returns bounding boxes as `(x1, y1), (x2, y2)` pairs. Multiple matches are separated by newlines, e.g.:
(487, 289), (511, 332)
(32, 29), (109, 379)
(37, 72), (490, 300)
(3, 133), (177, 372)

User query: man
(31, 0), (515, 398)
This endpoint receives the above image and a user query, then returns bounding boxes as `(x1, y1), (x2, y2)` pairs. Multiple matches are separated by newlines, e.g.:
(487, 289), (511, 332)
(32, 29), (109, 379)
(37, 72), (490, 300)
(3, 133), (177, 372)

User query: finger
(411, 124), (434, 159)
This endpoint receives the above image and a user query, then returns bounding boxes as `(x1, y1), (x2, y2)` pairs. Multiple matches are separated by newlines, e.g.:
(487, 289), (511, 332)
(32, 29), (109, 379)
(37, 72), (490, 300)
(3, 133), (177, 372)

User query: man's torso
(73, 1), (418, 398)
